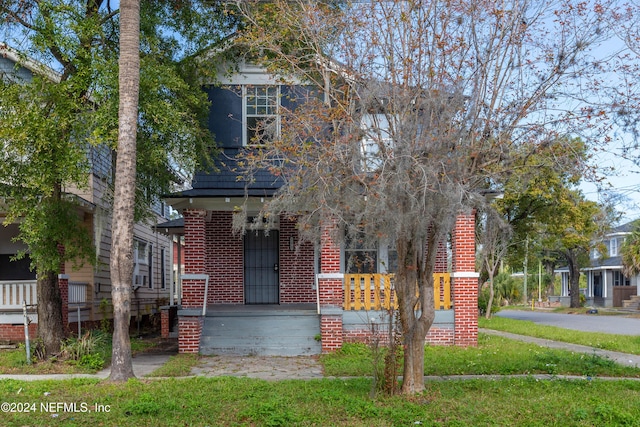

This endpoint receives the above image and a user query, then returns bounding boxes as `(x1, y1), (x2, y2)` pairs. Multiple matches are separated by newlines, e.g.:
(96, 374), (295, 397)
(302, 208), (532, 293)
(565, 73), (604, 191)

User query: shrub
(61, 330), (107, 361)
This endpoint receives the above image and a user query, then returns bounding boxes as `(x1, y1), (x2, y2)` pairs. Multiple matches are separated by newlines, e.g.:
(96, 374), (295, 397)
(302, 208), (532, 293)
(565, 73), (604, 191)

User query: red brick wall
(161, 308), (169, 339)
(318, 219), (344, 352)
(452, 213), (476, 272)
(59, 274), (69, 332)
(279, 216), (316, 303)
(182, 209), (207, 309)
(178, 317), (202, 354)
(321, 315), (343, 352)
(426, 327), (455, 345)
(435, 240), (448, 273)
(452, 213), (478, 347)
(0, 324), (37, 342)
(205, 211), (243, 304)
(343, 326), (454, 346)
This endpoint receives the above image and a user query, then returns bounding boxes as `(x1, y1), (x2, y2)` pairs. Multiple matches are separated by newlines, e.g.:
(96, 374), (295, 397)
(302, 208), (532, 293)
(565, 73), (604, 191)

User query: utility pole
(523, 237), (528, 305)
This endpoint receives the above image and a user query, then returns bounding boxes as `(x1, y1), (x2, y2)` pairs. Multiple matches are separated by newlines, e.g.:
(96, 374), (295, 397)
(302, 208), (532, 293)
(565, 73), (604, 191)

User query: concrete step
(200, 311), (321, 356)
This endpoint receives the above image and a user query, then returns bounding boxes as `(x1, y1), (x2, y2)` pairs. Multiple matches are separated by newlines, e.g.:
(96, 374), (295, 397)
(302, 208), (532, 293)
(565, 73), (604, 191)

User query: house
(0, 44), (173, 342)
(160, 59), (480, 355)
(556, 220), (639, 308)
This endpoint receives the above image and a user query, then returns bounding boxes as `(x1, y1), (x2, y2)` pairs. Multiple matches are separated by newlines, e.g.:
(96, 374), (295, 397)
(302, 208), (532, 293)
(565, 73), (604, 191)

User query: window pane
(247, 116), (277, 145)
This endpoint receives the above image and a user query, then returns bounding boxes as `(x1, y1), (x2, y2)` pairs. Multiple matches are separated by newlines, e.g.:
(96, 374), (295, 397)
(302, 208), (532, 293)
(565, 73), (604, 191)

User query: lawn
(2, 376), (640, 426)
(478, 315), (640, 354)
(3, 319), (640, 426)
(321, 335), (640, 378)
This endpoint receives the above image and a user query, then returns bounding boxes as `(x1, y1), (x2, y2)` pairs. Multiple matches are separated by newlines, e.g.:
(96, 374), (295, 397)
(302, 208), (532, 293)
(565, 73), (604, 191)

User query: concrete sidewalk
(0, 353), (173, 382)
(2, 330), (640, 381)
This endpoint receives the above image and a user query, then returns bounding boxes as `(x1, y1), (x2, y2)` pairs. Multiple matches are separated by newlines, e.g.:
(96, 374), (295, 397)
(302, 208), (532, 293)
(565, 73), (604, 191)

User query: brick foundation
(0, 323), (37, 343)
(178, 316), (203, 354)
(321, 315), (343, 352)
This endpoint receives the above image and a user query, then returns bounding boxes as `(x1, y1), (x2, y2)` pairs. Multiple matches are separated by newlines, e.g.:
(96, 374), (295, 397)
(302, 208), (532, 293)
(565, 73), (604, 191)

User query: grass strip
(479, 316), (640, 354)
(2, 376), (640, 426)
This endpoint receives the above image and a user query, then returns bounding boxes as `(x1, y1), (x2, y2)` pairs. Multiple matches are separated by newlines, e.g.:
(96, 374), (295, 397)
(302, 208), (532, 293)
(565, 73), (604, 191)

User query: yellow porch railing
(343, 273), (451, 311)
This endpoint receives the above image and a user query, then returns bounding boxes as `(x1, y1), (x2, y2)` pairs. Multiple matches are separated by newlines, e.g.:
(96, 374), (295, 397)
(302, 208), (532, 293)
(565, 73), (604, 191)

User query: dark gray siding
(206, 85), (243, 149)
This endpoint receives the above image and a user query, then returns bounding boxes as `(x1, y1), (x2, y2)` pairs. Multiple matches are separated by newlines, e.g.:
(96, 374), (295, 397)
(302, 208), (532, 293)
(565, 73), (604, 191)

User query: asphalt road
(495, 310), (640, 336)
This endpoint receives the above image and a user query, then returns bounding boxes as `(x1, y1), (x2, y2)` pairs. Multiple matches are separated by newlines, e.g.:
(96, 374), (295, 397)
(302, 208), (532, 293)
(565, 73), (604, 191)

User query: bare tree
(478, 207), (512, 318)
(237, 0), (623, 393)
(109, 0), (140, 381)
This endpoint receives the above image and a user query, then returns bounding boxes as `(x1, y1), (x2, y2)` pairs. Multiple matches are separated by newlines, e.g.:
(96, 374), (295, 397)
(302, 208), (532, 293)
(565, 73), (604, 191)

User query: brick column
(58, 244), (69, 334)
(317, 219), (344, 353)
(451, 212), (479, 347)
(178, 209), (207, 353)
(160, 306), (170, 339)
(59, 274), (69, 333)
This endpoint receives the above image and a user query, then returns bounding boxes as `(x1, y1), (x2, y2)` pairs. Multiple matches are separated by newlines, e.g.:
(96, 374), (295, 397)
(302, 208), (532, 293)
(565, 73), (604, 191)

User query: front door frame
(244, 229), (280, 304)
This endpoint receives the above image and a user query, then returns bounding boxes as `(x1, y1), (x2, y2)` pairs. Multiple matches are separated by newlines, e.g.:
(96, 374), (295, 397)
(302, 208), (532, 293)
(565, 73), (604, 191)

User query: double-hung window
(244, 85), (280, 146)
(610, 238), (618, 257)
(360, 113), (393, 171)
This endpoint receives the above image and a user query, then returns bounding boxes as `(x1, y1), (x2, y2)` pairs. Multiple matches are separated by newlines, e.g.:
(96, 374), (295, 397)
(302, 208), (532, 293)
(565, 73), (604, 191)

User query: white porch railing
(0, 280), (37, 309)
(68, 282), (88, 305)
(0, 280), (88, 309)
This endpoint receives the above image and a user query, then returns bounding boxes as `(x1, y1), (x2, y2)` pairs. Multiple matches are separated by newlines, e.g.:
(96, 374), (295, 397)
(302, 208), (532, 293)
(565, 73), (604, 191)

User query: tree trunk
(395, 236), (435, 394)
(543, 259), (556, 296)
(567, 251), (581, 308)
(36, 270), (65, 355)
(485, 273), (495, 319)
(109, 0), (140, 381)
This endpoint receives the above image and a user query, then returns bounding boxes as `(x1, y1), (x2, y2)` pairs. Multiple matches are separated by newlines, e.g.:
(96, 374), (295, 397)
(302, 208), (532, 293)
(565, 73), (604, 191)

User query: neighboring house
(160, 60), (480, 355)
(556, 220), (639, 308)
(0, 44), (172, 342)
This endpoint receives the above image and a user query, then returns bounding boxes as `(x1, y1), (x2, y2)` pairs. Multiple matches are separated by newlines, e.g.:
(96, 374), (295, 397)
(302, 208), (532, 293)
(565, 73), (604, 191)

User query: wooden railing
(343, 273), (451, 311)
(0, 280), (37, 309)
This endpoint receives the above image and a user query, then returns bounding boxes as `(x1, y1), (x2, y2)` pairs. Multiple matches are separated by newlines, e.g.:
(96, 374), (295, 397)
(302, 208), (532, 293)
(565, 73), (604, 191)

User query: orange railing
(343, 273), (451, 311)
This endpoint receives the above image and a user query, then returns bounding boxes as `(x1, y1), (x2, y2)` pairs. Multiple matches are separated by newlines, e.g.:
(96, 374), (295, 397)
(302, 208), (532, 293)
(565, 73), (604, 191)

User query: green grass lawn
(479, 315), (640, 354)
(2, 376), (640, 426)
(321, 336), (640, 378)
(4, 318), (640, 426)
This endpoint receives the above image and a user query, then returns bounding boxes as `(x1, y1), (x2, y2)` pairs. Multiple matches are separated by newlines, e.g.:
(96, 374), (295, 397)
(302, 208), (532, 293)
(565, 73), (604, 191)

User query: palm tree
(621, 222), (640, 279)
(109, 0), (140, 381)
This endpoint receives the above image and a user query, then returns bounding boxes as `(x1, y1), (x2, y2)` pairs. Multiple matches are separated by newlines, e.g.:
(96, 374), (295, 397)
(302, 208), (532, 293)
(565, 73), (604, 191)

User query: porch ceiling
(164, 194), (273, 212)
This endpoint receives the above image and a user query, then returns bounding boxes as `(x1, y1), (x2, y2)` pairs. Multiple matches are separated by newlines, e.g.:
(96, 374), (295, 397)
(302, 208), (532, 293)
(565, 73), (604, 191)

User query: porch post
(58, 245), (69, 334)
(178, 208), (207, 354)
(58, 274), (69, 333)
(451, 212), (479, 347)
(317, 219), (344, 353)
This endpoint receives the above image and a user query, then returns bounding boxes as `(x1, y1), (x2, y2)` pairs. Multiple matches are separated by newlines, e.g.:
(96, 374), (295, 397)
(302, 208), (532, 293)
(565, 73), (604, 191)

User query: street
(496, 310), (640, 335)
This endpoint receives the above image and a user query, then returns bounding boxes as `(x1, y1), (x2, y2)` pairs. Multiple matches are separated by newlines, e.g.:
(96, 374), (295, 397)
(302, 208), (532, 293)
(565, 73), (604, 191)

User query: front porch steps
(200, 305), (322, 356)
(622, 295), (640, 310)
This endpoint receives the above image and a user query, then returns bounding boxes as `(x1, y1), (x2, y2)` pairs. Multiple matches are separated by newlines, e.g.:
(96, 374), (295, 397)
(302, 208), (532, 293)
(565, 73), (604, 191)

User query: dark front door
(594, 274), (603, 298)
(244, 230), (279, 304)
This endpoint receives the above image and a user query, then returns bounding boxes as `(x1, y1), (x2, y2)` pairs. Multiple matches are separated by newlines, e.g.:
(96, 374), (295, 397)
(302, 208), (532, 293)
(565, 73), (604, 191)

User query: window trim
(243, 85), (280, 146)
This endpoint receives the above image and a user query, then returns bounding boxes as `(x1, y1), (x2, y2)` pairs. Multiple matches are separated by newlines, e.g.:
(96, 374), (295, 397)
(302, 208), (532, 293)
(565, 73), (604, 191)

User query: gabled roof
(0, 43), (61, 83)
(611, 219), (640, 235)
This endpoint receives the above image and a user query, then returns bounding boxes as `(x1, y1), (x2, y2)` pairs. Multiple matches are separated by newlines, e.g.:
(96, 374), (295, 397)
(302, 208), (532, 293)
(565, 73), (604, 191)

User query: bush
(478, 286), (500, 316)
(60, 331), (107, 369)
(495, 273), (522, 305)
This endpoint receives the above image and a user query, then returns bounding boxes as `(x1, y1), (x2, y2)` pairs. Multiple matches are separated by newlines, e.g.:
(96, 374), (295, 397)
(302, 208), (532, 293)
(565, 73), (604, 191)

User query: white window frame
(360, 113), (393, 171)
(133, 239), (151, 289)
(243, 85), (280, 146)
(610, 238), (618, 257)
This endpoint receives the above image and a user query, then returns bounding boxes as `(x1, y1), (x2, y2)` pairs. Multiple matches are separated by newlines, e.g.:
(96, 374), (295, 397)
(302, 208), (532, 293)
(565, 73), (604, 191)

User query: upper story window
(360, 113), (393, 171)
(610, 238), (618, 257)
(244, 85), (280, 146)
